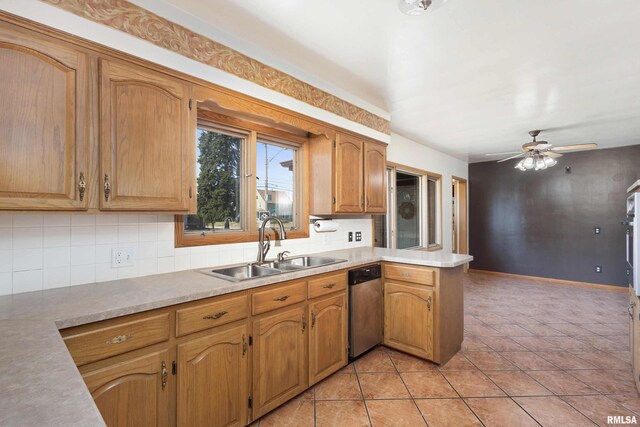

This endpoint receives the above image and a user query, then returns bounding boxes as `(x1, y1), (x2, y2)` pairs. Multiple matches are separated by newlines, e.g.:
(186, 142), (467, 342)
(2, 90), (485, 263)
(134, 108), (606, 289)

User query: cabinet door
(252, 306), (307, 418)
(384, 281), (434, 360)
(100, 59), (192, 211)
(83, 349), (170, 427)
(309, 293), (348, 385)
(0, 26), (88, 210)
(177, 324), (249, 427)
(364, 142), (387, 213)
(334, 134), (363, 213)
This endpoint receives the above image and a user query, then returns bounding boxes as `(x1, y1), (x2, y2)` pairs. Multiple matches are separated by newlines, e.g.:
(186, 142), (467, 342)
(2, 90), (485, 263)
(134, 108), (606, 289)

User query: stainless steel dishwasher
(349, 264), (383, 359)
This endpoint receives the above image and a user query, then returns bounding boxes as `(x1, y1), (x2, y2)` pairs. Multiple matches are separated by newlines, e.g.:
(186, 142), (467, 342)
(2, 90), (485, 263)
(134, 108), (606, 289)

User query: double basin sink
(201, 256), (347, 282)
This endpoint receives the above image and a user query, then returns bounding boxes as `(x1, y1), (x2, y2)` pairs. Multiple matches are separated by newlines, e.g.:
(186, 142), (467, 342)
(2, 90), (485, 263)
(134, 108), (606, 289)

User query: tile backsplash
(0, 214), (372, 296)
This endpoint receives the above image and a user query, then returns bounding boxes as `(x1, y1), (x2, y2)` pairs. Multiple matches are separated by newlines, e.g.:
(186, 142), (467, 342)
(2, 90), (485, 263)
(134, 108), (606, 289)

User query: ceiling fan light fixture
(544, 156), (557, 167)
(535, 156), (546, 170)
(523, 157), (535, 170)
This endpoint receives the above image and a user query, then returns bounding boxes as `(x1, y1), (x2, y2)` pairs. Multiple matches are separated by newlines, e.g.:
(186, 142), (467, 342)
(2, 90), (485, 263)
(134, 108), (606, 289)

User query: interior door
(0, 26), (88, 210)
(99, 58), (192, 211)
(334, 134), (363, 213)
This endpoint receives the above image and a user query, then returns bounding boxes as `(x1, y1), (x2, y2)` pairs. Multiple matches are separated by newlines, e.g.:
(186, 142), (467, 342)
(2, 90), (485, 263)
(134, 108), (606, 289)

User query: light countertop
(0, 246), (472, 426)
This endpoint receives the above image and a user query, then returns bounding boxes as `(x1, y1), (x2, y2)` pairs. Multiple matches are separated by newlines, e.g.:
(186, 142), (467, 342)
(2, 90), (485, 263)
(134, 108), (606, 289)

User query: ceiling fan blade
(551, 143), (598, 151)
(534, 143), (552, 150)
(484, 151), (522, 156)
(545, 151), (563, 158)
(497, 153), (525, 163)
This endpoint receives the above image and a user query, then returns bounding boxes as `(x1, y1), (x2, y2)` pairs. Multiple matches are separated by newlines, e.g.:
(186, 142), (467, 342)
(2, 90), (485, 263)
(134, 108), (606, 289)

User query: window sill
(175, 227), (309, 248)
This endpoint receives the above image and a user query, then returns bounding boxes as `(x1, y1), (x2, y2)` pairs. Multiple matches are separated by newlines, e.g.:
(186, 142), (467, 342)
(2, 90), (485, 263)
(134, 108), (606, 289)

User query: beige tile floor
(251, 272), (638, 426)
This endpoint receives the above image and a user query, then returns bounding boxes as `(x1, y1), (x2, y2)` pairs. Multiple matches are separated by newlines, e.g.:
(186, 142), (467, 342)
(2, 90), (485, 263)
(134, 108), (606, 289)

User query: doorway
(452, 177), (468, 259)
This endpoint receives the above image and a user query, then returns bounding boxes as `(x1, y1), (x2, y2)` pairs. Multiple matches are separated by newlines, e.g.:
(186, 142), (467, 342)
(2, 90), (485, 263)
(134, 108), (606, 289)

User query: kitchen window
(374, 163), (441, 250)
(176, 112), (308, 247)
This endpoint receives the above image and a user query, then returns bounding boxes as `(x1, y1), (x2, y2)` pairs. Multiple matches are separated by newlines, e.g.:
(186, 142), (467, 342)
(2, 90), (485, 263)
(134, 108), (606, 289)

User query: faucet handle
(277, 251), (291, 262)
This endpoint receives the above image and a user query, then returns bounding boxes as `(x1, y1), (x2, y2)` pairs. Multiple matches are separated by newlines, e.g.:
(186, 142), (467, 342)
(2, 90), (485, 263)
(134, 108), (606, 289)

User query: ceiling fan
(485, 130), (598, 171)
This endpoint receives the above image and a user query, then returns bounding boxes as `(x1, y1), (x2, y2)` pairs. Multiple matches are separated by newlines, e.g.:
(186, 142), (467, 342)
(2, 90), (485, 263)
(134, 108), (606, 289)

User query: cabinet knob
(301, 313), (307, 333)
(242, 334), (248, 356)
(311, 312), (317, 328)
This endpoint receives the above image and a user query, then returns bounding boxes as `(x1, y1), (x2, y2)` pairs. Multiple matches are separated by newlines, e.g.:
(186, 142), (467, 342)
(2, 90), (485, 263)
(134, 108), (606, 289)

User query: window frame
(380, 162), (443, 251)
(175, 112), (309, 247)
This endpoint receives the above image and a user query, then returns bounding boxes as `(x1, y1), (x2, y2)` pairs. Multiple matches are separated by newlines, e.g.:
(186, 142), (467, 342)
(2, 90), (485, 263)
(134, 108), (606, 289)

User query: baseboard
(468, 269), (628, 292)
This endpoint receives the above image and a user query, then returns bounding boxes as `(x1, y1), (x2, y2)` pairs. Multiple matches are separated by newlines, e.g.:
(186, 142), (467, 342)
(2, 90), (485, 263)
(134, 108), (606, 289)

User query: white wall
(0, 214), (371, 295)
(387, 133), (469, 254)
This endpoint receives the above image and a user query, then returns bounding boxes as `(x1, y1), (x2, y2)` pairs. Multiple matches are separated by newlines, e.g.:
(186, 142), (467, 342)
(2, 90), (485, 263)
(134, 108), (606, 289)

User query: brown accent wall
(469, 145), (640, 286)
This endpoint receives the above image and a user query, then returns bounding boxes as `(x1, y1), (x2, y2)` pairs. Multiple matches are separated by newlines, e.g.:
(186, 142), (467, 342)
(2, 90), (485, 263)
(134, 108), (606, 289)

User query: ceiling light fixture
(398, 0), (447, 15)
(514, 151), (558, 172)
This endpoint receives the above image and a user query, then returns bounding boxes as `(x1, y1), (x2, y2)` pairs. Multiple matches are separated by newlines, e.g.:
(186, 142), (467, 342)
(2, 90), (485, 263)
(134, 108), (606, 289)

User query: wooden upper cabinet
(310, 133), (386, 215)
(364, 141), (387, 213)
(82, 349), (171, 427)
(99, 59), (193, 211)
(177, 324), (249, 427)
(0, 26), (88, 210)
(334, 134), (364, 213)
(308, 293), (348, 385)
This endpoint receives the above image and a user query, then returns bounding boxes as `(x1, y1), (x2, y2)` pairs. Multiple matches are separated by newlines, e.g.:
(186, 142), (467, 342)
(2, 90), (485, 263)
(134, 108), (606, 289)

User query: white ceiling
(162, 0), (640, 162)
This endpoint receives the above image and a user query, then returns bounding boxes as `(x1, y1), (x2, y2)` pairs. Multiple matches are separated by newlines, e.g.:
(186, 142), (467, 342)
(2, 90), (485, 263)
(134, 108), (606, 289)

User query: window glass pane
(373, 215), (387, 248)
(256, 140), (296, 230)
(427, 178), (437, 245)
(184, 128), (243, 233)
(396, 172), (420, 249)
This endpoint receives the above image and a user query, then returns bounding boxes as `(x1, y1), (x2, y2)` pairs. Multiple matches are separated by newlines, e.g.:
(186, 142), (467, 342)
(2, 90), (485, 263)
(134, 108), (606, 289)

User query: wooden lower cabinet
(177, 324), (249, 427)
(308, 293), (348, 385)
(252, 305), (308, 419)
(384, 281), (434, 360)
(82, 349), (171, 427)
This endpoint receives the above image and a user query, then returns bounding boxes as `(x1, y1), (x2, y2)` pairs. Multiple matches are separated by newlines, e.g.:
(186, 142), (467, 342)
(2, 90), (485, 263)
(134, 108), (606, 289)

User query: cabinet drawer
(308, 271), (347, 299)
(176, 293), (249, 337)
(252, 281), (307, 315)
(384, 264), (436, 286)
(64, 313), (170, 366)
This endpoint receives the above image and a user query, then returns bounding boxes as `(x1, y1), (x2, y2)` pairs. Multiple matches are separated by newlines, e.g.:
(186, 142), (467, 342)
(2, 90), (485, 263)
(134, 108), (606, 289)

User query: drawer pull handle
(322, 283), (335, 289)
(105, 334), (132, 345)
(161, 361), (167, 390)
(311, 312), (317, 327)
(273, 295), (290, 302)
(242, 334), (248, 356)
(203, 311), (228, 320)
(427, 296), (432, 311)
(401, 272), (411, 277)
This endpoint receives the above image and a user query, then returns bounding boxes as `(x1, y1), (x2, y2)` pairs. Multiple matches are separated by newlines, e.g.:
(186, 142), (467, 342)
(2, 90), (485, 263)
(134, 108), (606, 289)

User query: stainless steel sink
(203, 264), (281, 282)
(279, 256), (345, 268)
(201, 256), (347, 282)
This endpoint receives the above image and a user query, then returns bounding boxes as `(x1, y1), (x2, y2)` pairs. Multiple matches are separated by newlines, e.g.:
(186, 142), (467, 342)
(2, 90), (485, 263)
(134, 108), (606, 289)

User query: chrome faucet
(257, 216), (287, 262)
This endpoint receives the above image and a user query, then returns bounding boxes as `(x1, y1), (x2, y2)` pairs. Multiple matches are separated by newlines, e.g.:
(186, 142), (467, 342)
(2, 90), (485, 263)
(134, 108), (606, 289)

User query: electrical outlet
(594, 227), (601, 234)
(355, 231), (362, 242)
(348, 232), (353, 242)
(111, 247), (136, 268)
(595, 266), (602, 273)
